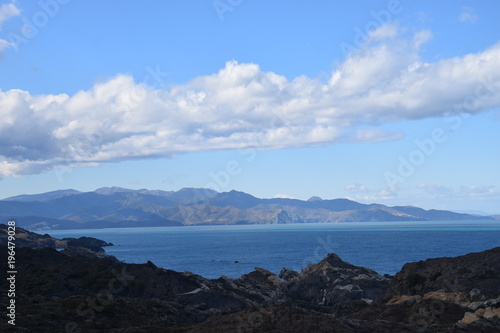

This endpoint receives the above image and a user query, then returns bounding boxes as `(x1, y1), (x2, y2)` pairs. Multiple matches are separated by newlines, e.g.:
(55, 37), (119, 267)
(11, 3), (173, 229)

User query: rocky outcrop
(188, 301), (415, 333)
(1, 227), (500, 332)
(369, 247), (500, 332)
(61, 236), (113, 249)
(286, 253), (389, 306)
(382, 247), (500, 299)
(0, 223), (113, 249)
(0, 224), (115, 260)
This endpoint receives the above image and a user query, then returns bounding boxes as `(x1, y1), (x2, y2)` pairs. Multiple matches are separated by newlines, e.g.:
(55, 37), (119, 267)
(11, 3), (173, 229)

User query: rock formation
(1, 224), (499, 332)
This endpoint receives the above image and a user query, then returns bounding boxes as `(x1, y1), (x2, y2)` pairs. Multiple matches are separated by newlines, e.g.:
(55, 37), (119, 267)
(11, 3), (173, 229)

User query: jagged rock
(287, 253), (390, 306)
(2, 226), (500, 332)
(279, 267), (299, 281)
(189, 300), (416, 333)
(460, 312), (481, 324)
(381, 247), (500, 300)
(477, 308), (487, 317)
(483, 308), (500, 319)
(387, 295), (422, 305)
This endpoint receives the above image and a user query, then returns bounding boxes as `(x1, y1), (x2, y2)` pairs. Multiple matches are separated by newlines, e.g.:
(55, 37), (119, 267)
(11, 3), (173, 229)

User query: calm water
(49, 220), (500, 279)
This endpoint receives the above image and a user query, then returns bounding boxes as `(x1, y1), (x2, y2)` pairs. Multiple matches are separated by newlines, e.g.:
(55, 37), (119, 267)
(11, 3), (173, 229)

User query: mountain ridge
(1, 187), (496, 230)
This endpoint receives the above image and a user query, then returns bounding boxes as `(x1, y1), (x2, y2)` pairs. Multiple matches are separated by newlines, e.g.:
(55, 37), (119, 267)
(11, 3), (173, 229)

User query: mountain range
(1, 187), (496, 230)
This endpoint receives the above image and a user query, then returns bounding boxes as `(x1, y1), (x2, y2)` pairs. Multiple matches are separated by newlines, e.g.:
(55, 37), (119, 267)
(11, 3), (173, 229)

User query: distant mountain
(3, 189), (82, 202)
(94, 186), (141, 195)
(452, 209), (497, 216)
(1, 187), (495, 230)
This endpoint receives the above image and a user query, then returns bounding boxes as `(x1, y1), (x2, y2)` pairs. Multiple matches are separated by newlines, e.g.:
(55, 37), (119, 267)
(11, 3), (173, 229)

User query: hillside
(1, 187), (495, 230)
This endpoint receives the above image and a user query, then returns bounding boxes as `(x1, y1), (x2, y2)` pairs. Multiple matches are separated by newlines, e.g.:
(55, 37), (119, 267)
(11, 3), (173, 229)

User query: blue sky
(1, 0), (499, 213)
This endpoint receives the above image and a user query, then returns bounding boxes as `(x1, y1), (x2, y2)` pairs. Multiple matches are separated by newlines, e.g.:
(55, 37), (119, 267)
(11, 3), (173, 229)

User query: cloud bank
(1, 24), (500, 178)
(345, 183), (500, 210)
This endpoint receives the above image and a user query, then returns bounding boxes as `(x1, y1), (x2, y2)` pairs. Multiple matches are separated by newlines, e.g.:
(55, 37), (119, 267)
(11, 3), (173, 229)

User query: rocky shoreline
(1, 224), (499, 332)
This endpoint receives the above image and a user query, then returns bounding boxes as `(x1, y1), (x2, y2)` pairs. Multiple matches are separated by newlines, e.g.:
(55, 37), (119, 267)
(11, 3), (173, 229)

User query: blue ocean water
(49, 220), (500, 279)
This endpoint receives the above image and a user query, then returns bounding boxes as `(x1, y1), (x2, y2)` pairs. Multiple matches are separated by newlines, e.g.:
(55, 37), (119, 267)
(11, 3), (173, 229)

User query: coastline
(1, 224), (500, 332)
(46, 220), (500, 279)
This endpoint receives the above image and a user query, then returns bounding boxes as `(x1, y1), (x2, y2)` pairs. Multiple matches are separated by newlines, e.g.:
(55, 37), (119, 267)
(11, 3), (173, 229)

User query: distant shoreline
(33, 219), (500, 233)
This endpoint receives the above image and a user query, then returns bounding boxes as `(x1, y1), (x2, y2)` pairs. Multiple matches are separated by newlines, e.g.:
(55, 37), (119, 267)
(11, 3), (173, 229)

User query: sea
(48, 220), (500, 279)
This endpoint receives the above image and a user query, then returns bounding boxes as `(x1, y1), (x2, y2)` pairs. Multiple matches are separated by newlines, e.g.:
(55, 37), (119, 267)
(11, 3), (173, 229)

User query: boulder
(286, 253), (390, 306)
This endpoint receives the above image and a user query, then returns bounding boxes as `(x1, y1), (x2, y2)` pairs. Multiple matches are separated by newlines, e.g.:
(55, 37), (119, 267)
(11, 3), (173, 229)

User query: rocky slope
(0, 224), (115, 260)
(0, 225), (499, 332)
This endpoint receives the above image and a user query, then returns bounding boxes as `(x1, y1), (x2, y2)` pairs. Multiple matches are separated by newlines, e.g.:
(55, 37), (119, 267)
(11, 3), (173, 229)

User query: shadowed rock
(287, 253), (390, 306)
(1, 225), (500, 332)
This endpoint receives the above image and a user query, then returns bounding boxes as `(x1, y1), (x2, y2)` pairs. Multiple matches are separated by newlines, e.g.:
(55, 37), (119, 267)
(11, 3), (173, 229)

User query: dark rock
(2, 226), (500, 332)
(0, 224), (113, 253)
(382, 247), (500, 300)
(190, 300), (415, 333)
(62, 236), (114, 248)
(146, 260), (157, 268)
(287, 253), (390, 306)
(279, 267), (299, 281)
(61, 246), (117, 261)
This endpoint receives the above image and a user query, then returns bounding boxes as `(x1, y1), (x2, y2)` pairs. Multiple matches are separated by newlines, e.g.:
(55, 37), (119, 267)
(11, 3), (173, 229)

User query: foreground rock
(286, 253), (389, 306)
(369, 247), (500, 332)
(0, 226), (499, 332)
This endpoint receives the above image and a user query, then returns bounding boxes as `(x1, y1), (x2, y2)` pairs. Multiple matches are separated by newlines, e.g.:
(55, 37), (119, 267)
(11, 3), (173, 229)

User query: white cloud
(274, 194), (298, 199)
(345, 184), (368, 193)
(0, 2), (20, 29)
(345, 184), (399, 202)
(458, 7), (478, 23)
(0, 38), (14, 52)
(346, 184), (499, 211)
(417, 184), (452, 195)
(368, 22), (399, 41)
(347, 128), (403, 143)
(412, 30), (433, 49)
(457, 185), (499, 198)
(417, 184), (499, 198)
(0, 2), (20, 54)
(2, 24), (500, 178)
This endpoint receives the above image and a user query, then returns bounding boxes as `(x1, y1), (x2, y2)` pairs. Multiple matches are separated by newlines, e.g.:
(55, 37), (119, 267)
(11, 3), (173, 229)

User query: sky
(0, 0), (499, 214)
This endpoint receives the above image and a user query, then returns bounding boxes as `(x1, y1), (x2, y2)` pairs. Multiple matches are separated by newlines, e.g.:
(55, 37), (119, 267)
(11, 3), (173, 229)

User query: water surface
(49, 220), (500, 279)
